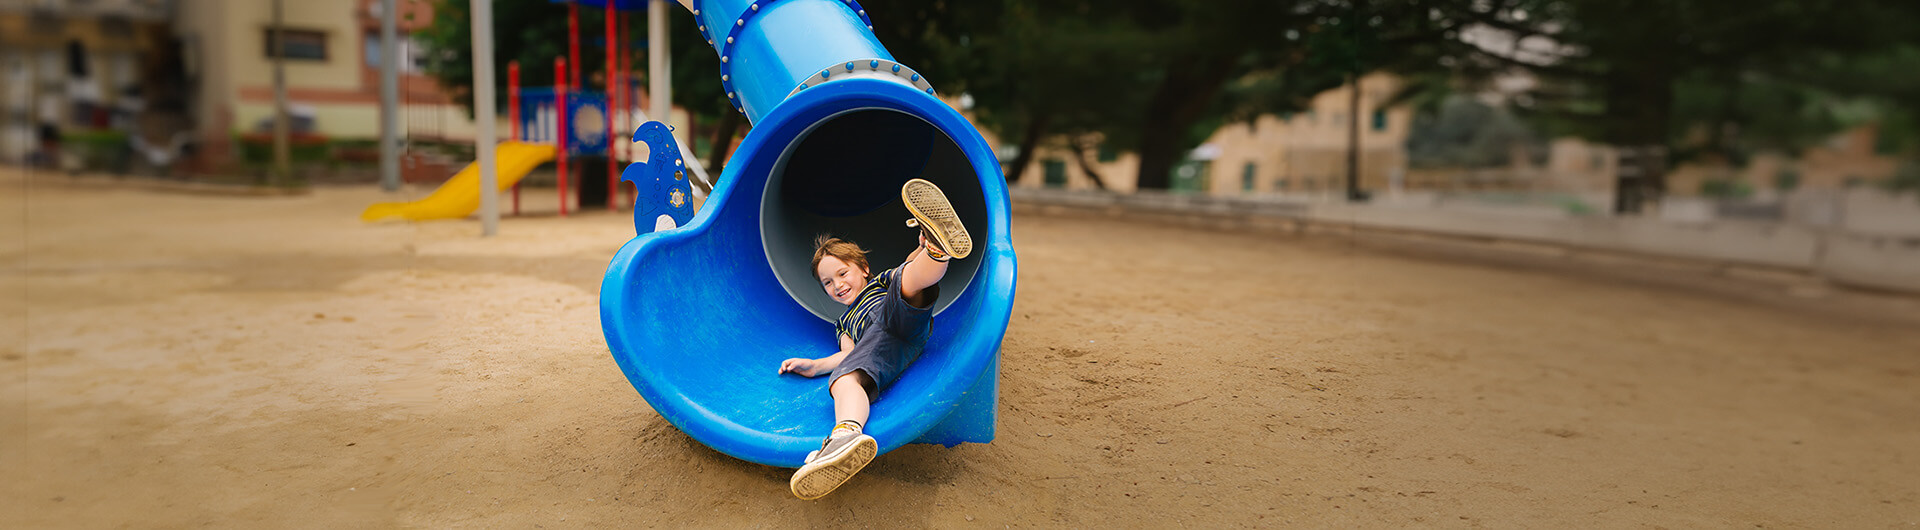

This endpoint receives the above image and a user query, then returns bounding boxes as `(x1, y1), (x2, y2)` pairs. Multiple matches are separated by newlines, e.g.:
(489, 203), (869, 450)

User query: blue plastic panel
(518, 89), (610, 154)
(623, 121), (696, 233)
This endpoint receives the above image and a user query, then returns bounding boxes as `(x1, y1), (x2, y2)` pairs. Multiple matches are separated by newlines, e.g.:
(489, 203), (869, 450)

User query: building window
(1097, 144), (1118, 163)
(266, 28), (329, 61)
(1275, 178), (1289, 191)
(1043, 159), (1067, 188)
(1371, 110), (1387, 131)
(1241, 162), (1257, 192)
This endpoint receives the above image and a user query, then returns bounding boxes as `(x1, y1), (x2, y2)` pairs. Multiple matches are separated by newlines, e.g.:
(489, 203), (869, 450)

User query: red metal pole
(568, 3), (581, 89)
(613, 9), (625, 163)
(620, 10), (634, 208)
(508, 61), (521, 216)
(605, 0), (618, 211)
(556, 57), (570, 218)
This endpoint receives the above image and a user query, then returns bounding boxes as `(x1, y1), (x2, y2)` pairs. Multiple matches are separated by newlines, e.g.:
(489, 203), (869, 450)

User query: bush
(1700, 177), (1754, 199)
(60, 130), (131, 172)
(236, 133), (332, 165)
(1774, 168), (1801, 192)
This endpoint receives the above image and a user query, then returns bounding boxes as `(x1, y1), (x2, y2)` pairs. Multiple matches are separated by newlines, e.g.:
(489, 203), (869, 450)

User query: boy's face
(815, 255), (870, 306)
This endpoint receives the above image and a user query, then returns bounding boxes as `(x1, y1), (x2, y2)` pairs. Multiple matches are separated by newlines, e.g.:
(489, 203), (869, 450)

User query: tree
(1407, 94), (1545, 169)
(1457, 0), (1920, 211)
(871, 0), (1150, 186)
(975, 0), (1484, 191)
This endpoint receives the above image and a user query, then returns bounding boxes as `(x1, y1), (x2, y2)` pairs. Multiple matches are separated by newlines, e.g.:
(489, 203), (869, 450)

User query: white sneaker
(902, 178), (971, 260)
(789, 431), (878, 500)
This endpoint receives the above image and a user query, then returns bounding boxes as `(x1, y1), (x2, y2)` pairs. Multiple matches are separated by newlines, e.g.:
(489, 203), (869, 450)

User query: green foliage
(1481, 0), (1920, 154)
(1774, 168), (1801, 191)
(1700, 177), (1754, 199)
(59, 130), (131, 172)
(1557, 196), (1597, 216)
(1407, 95), (1545, 168)
(235, 134), (332, 166)
(410, 0), (1920, 195)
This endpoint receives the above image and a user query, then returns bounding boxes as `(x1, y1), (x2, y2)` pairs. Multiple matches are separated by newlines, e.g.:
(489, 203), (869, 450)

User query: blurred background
(3, 0), (1918, 284)
(5, 3), (1920, 525)
(8, 0), (1920, 200)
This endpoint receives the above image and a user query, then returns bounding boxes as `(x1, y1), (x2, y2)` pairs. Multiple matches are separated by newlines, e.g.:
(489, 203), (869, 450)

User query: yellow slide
(360, 141), (558, 222)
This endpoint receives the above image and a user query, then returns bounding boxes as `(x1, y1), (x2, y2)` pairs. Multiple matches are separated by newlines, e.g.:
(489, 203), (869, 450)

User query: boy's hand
(778, 357), (826, 377)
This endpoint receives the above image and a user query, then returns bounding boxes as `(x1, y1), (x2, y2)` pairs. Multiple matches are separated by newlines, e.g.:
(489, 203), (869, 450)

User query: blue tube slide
(600, 0), (1016, 467)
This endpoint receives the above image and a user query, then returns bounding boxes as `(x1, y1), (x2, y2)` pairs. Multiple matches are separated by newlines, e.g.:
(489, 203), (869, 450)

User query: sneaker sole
(902, 179), (972, 260)
(789, 435), (878, 500)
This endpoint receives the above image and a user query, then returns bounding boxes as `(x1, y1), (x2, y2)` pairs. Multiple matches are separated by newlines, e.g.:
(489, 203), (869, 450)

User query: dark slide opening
(761, 109), (988, 320)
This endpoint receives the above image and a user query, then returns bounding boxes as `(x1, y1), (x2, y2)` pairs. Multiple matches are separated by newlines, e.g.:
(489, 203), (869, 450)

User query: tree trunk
(1606, 67), (1674, 214)
(707, 109), (740, 178)
(1003, 112), (1049, 184)
(1346, 72), (1362, 201)
(1066, 137), (1108, 190)
(1134, 56), (1237, 190)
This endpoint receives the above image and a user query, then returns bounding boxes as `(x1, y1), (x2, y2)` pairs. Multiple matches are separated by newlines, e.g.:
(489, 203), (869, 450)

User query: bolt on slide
(603, 0), (1016, 467)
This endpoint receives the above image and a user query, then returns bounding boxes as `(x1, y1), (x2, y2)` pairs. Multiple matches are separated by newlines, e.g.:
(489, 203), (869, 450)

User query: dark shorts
(827, 282), (937, 402)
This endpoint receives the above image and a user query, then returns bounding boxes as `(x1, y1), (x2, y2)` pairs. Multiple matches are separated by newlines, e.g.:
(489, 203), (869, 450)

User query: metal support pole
(556, 58), (570, 217)
(649, 0), (669, 136)
(568, 3), (581, 88)
(271, 0), (290, 184)
(472, 0), (499, 236)
(378, 0), (400, 191)
(508, 61), (520, 215)
(606, 0), (618, 210)
(620, 10), (634, 207)
(614, 11), (627, 164)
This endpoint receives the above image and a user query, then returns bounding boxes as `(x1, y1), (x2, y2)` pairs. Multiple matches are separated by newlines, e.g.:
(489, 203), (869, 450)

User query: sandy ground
(3, 171), (1919, 528)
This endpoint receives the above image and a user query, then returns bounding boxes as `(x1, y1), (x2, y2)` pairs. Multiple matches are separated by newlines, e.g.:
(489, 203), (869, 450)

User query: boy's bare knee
(830, 374), (858, 392)
(829, 371), (877, 401)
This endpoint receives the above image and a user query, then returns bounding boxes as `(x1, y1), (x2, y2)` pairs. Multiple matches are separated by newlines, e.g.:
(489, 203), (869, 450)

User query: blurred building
(0, 0), (174, 164)
(1, 0), (479, 171)
(1006, 72), (1416, 198)
(171, 0), (481, 170)
(1667, 124), (1905, 198)
(1200, 72), (1415, 197)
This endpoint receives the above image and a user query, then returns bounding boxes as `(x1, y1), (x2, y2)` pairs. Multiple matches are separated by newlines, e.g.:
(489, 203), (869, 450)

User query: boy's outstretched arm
(898, 233), (948, 308)
(779, 334), (858, 377)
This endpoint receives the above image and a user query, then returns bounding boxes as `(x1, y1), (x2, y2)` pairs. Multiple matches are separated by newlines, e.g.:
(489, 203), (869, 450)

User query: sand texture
(4, 173), (1919, 527)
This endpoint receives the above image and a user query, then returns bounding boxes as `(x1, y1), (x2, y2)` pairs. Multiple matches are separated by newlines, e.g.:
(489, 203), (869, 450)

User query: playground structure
(363, 0), (705, 223)
(601, 0), (1017, 467)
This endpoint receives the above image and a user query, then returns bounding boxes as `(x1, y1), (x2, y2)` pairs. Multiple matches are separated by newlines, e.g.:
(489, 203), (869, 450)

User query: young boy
(776, 178), (973, 500)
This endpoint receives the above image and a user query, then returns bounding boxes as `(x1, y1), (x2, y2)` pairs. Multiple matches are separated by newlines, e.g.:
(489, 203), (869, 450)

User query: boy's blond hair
(811, 235), (869, 277)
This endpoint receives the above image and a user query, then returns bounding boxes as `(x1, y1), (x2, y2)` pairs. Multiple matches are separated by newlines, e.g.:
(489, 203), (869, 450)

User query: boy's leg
(899, 178), (970, 307)
(791, 372), (879, 500)
(898, 235), (948, 308)
(830, 371), (873, 427)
